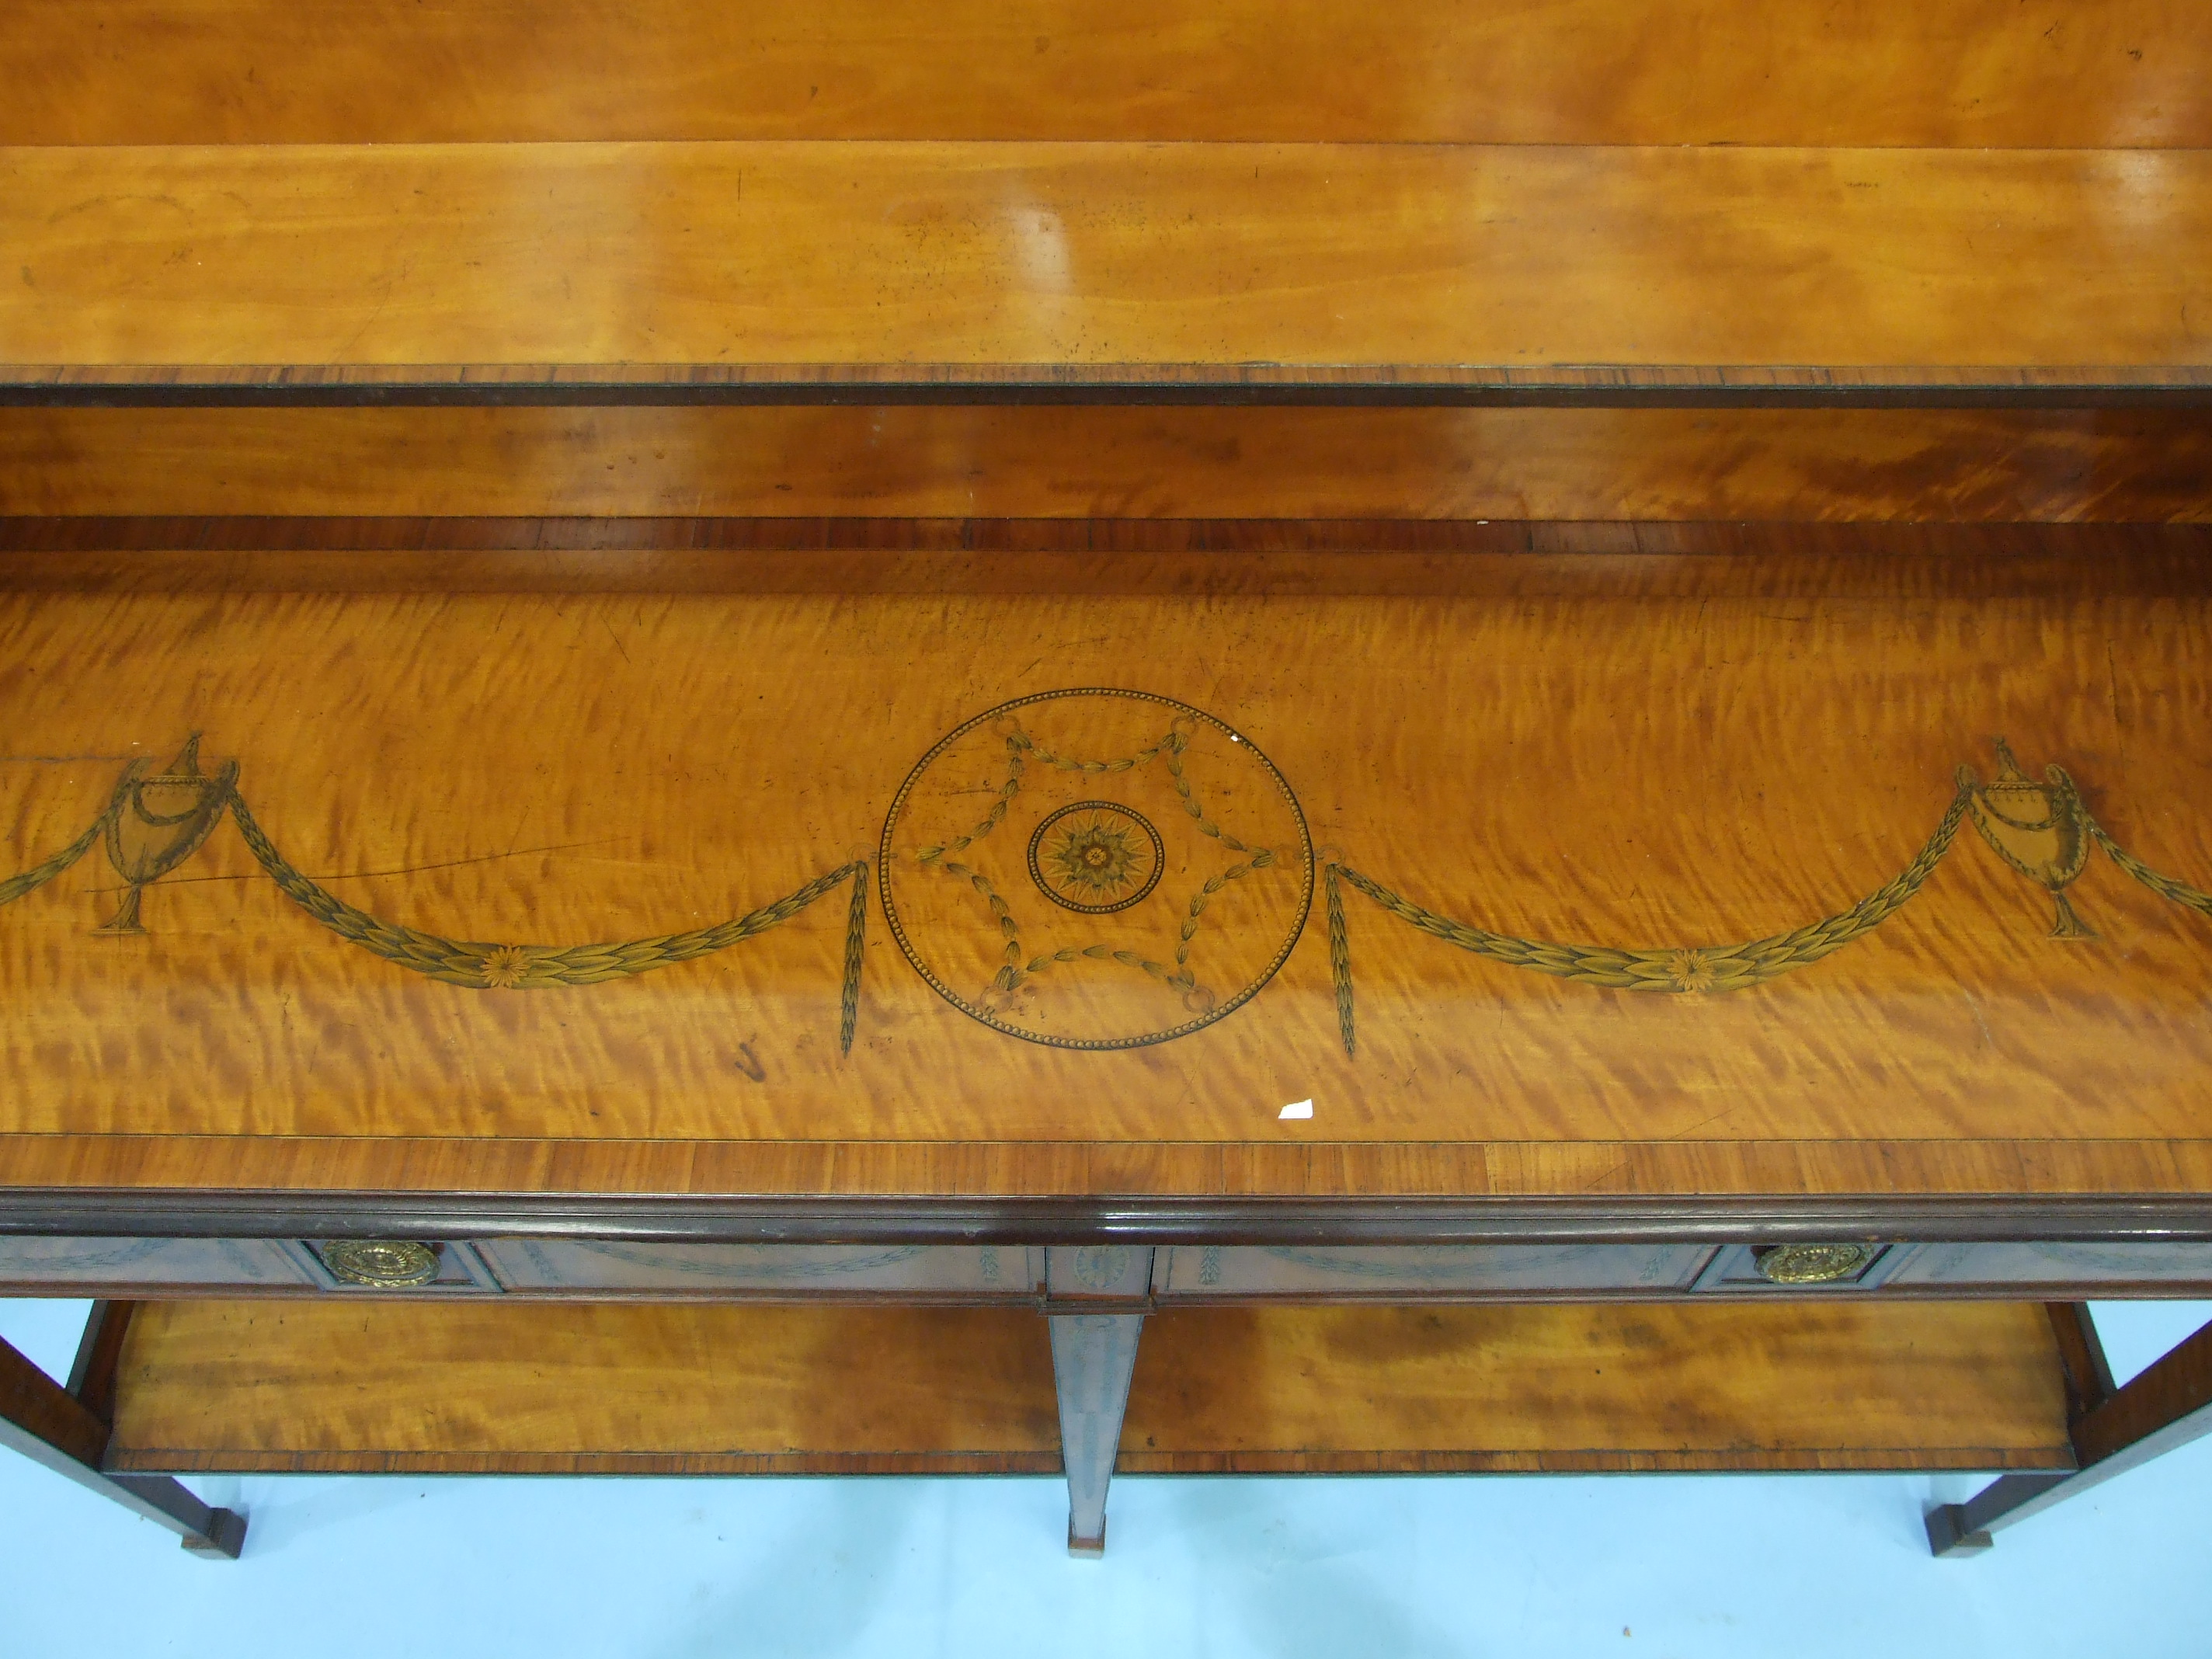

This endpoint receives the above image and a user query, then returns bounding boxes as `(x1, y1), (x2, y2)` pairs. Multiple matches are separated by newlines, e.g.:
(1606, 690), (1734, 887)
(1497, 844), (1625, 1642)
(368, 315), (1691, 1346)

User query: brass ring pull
(1751, 1243), (1876, 1285)
(318, 1239), (443, 1288)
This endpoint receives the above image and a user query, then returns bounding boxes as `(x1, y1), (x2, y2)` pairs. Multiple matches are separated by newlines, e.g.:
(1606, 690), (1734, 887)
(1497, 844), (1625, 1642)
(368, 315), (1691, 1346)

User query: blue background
(2, 1297), (2206, 1657)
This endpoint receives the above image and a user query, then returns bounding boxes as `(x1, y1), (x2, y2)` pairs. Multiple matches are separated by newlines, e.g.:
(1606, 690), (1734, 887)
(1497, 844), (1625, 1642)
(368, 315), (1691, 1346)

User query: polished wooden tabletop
(4, 535), (2212, 1223)
(3, 0), (2210, 1236)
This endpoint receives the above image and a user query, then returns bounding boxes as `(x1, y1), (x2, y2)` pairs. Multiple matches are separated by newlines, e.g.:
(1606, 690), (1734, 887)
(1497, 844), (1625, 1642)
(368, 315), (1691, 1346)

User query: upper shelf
(5, 141), (2210, 403)
(5, 0), (2206, 148)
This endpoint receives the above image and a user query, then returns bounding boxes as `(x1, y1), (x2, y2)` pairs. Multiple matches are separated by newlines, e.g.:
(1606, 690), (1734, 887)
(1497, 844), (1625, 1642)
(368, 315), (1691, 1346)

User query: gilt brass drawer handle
(1752, 1243), (1877, 1285)
(318, 1240), (443, 1288)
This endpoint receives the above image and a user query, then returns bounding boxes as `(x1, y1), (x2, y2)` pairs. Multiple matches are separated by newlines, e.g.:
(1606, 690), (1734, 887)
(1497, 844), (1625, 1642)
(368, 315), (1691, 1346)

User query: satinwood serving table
(2, 0), (2209, 1563)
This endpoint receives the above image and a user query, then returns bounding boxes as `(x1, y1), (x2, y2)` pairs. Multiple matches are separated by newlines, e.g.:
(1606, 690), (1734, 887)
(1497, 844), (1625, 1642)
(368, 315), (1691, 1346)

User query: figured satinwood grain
(2, 144), (2210, 384)
(5, 407), (2211, 523)
(102, 1301), (2072, 1474)
(106, 1303), (1065, 1474)
(5, 577), (2212, 1215)
(3, 0), (2203, 148)
(1117, 1304), (2074, 1473)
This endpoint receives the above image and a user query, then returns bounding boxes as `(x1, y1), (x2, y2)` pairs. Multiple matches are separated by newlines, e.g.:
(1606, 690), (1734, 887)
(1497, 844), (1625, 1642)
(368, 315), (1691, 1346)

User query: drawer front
(1886, 1242), (2212, 1290)
(0, 1236), (313, 1289)
(474, 1240), (1041, 1296)
(1155, 1244), (1713, 1297)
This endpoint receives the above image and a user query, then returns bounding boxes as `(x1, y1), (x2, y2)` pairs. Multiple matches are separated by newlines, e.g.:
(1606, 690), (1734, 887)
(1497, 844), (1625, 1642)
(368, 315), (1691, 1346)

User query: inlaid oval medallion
(1028, 801), (1166, 915)
(879, 690), (1313, 1049)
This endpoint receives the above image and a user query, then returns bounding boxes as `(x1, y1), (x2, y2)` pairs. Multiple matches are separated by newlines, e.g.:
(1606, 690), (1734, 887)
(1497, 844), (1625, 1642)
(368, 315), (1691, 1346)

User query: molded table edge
(7, 363), (2212, 408)
(6, 1189), (2212, 1245)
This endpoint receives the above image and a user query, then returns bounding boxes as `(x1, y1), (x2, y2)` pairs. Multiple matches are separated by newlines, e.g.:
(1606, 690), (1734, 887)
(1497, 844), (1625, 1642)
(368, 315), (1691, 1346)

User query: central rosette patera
(878, 689), (1314, 1050)
(1028, 802), (1163, 913)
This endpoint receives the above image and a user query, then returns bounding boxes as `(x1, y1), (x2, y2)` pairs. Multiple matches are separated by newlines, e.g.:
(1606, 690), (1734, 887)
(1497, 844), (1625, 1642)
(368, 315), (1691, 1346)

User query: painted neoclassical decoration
(2, 704), (2203, 1059)
(879, 690), (1312, 1051)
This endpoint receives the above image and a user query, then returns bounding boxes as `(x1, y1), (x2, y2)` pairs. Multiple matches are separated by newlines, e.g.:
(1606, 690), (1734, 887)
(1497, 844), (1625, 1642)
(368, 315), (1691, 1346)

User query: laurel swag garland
(0, 738), (869, 1053)
(1320, 740), (2195, 1056)
(5, 736), (2209, 1061)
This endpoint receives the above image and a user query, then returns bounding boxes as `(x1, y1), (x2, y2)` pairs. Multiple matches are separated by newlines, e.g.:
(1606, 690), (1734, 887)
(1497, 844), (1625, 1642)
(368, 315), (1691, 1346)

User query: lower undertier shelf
(103, 1301), (2075, 1478)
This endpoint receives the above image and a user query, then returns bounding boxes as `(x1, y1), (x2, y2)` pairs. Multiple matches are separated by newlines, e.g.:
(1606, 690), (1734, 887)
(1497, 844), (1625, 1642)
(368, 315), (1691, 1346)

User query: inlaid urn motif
(97, 736), (238, 935)
(1959, 739), (2095, 939)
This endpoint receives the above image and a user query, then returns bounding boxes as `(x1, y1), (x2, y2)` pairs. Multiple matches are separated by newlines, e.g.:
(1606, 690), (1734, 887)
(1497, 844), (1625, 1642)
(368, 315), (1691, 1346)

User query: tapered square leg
(1049, 1313), (1143, 1557)
(1927, 1311), (2212, 1557)
(2, 1312), (247, 1560)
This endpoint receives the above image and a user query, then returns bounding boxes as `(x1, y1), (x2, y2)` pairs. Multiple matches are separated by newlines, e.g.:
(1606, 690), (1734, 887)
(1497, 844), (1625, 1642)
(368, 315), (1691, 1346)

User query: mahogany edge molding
(6, 1188), (2212, 1246)
(7, 363), (2212, 407)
